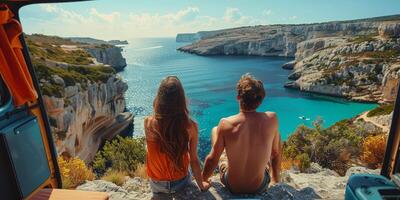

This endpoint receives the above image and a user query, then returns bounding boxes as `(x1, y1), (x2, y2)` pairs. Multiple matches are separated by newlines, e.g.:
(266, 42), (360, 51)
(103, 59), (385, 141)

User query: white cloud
(290, 16), (298, 20)
(39, 4), (87, 23)
(40, 4), (57, 13)
(224, 7), (242, 23)
(263, 9), (272, 16)
(175, 7), (200, 21)
(22, 4), (268, 39)
(90, 8), (121, 23)
(223, 7), (260, 26)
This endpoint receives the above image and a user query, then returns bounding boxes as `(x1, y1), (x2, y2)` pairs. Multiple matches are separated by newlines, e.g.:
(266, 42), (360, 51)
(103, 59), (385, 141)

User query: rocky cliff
(26, 34), (133, 162)
(284, 22), (400, 102)
(176, 29), (230, 43)
(76, 165), (378, 200)
(68, 37), (129, 46)
(178, 15), (400, 57)
(85, 46), (127, 72)
(42, 75), (132, 162)
(176, 33), (200, 42)
(177, 16), (400, 102)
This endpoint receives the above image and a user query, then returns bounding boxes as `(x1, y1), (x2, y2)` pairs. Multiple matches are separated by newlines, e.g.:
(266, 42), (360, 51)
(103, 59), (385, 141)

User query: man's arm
(202, 120), (226, 181)
(270, 115), (282, 184)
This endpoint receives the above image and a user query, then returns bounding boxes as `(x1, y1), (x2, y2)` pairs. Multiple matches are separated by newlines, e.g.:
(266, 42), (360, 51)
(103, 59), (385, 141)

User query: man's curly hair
(236, 73), (265, 111)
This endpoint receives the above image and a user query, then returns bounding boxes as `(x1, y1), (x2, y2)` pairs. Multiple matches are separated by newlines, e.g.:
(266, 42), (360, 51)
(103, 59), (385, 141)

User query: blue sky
(19, 0), (400, 40)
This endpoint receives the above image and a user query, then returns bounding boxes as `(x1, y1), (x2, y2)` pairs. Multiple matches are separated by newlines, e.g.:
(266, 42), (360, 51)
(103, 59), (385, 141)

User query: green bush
(26, 35), (94, 65)
(296, 153), (311, 172)
(93, 136), (146, 176)
(367, 104), (394, 117)
(283, 118), (373, 175)
(34, 63), (116, 98)
(348, 34), (377, 44)
(40, 83), (64, 97)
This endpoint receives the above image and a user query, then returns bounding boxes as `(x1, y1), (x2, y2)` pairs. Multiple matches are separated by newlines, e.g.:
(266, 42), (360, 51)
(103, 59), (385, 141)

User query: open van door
(0, 1), (107, 199)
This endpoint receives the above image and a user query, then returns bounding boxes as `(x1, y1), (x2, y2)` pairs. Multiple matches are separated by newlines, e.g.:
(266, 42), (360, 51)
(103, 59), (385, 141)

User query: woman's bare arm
(202, 120), (226, 181)
(189, 122), (210, 191)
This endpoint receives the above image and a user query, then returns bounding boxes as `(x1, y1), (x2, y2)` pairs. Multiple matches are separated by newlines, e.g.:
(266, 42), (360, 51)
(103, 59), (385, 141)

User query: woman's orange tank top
(146, 140), (190, 181)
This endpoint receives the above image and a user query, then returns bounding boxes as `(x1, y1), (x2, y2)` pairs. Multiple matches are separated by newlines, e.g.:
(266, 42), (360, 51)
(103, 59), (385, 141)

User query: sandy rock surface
(77, 165), (379, 200)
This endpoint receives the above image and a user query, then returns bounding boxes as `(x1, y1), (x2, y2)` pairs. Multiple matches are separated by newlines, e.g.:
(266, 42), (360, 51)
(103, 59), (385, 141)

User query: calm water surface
(119, 38), (377, 158)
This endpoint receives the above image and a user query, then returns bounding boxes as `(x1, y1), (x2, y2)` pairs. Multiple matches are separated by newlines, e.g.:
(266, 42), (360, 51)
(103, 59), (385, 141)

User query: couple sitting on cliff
(144, 73), (282, 198)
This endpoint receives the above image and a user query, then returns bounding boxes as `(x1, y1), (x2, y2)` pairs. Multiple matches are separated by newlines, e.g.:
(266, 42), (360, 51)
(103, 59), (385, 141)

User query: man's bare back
(203, 73), (282, 194)
(214, 111), (280, 193)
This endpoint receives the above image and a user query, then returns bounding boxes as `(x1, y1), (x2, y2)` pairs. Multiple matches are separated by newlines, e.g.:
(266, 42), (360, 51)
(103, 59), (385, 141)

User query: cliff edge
(26, 34), (132, 162)
(284, 22), (400, 102)
(177, 15), (400, 102)
(177, 15), (400, 57)
(77, 165), (379, 200)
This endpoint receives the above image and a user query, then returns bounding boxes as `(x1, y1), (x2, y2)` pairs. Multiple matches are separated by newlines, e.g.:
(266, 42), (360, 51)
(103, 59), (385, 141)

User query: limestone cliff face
(178, 15), (400, 102)
(176, 33), (200, 42)
(42, 75), (133, 162)
(86, 46), (127, 72)
(177, 19), (390, 57)
(284, 33), (400, 102)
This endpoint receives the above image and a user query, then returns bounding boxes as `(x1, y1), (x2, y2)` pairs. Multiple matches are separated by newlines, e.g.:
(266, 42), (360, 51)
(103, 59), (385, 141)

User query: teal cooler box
(0, 115), (51, 199)
(345, 174), (400, 200)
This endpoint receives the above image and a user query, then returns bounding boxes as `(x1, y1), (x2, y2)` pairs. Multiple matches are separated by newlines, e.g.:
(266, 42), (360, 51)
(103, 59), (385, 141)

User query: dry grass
(101, 170), (128, 186)
(361, 134), (387, 169)
(133, 163), (148, 179)
(58, 157), (95, 189)
(281, 157), (298, 170)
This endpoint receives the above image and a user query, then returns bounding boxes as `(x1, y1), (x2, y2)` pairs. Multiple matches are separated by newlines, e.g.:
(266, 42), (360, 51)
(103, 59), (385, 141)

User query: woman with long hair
(145, 76), (210, 197)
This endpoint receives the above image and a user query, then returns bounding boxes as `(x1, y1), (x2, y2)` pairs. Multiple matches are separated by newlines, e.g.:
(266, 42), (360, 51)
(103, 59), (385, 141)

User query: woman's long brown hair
(152, 76), (190, 172)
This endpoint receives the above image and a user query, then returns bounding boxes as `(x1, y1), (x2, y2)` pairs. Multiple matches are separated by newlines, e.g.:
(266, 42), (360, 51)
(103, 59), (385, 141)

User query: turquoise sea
(119, 38), (377, 159)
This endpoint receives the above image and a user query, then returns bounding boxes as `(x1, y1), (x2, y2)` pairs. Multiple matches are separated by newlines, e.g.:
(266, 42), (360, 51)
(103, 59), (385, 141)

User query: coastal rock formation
(284, 35), (400, 102)
(177, 16), (400, 102)
(282, 60), (296, 70)
(77, 165), (378, 200)
(379, 22), (400, 38)
(77, 176), (320, 200)
(68, 37), (129, 46)
(26, 34), (132, 162)
(86, 46), (127, 72)
(43, 75), (133, 162)
(176, 29), (230, 43)
(177, 16), (400, 57)
(176, 33), (201, 43)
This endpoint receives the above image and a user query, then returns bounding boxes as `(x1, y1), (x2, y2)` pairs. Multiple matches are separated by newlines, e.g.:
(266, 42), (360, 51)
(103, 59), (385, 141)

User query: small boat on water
(299, 116), (311, 121)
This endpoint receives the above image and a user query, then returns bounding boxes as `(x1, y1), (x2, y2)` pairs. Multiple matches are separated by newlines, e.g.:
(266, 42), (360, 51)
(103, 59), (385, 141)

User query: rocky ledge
(77, 165), (378, 200)
(177, 16), (400, 102)
(27, 34), (132, 162)
(42, 75), (133, 162)
(85, 46), (127, 72)
(177, 15), (400, 57)
(284, 22), (400, 102)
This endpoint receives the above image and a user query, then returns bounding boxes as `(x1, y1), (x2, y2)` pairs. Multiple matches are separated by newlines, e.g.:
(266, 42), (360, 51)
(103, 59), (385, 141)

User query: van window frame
(0, 77), (12, 113)
(382, 84), (400, 178)
(6, 0), (400, 181)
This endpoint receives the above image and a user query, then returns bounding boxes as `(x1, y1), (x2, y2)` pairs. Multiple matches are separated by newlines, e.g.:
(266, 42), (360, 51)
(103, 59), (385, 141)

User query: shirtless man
(202, 73), (282, 194)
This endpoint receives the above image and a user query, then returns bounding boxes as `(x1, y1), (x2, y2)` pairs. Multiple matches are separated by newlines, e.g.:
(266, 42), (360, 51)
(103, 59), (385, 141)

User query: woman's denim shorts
(149, 175), (191, 195)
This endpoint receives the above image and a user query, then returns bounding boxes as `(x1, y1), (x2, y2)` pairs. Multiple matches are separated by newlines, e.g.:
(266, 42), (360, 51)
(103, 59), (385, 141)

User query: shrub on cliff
(93, 136), (146, 176)
(296, 153), (311, 172)
(58, 156), (95, 189)
(26, 35), (94, 65)
(34, 62), (116, 98)
(101, 170), (128, 186)
(283, 119), (367, 175)
(367, 104), (394, 117)
(361, 134), (387, 169)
